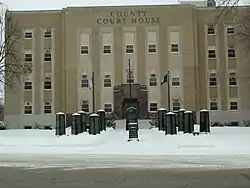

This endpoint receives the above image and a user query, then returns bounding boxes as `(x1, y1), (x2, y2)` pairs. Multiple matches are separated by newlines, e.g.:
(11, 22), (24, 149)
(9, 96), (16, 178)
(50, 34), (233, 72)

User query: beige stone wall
(4, 5), (250, 128)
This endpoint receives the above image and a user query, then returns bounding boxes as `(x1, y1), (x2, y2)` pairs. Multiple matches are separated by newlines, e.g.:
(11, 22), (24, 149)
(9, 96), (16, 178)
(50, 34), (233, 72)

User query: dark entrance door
(122, 99), (139, 119)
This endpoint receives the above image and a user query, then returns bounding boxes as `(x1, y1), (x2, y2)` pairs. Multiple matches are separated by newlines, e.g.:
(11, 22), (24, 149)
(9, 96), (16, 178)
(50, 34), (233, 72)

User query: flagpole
(167, 70), (171, 112)
(92, 72), (95, 113)
(128, 57), (132, 100)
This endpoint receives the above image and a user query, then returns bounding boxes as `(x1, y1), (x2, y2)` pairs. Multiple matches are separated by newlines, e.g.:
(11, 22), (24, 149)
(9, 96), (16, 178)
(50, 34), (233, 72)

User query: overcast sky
(3, 0), (248, 10)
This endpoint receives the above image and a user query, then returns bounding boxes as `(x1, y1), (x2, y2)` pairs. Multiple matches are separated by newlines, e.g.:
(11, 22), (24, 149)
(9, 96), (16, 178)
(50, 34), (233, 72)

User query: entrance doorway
(122, 99), (139, 119)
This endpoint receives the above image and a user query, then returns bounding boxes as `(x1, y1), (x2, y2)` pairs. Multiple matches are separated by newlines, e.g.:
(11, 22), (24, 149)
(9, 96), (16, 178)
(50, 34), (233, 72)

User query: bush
(105, 112), (116, 129)
(149, 113), (158, 129)
(0, 122), (5, 130)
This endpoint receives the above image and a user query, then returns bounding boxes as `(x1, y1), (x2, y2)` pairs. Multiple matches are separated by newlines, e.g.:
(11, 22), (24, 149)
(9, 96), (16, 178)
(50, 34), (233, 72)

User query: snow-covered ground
(0, 120), (250, 169)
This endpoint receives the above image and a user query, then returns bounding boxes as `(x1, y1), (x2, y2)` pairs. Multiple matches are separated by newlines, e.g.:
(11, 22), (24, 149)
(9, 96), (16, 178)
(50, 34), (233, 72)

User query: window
(172, 98), (180, 111)
(81, 75), (89, 88)
(170, 43), (179, 53)
(209, 72), (217, 86)
(44, 101), (52, 114)
(125, 44), (134, 54)
(24, 81), (32, 90)
(172, 77), (180, 86)
(230, 101), (238, 111)
(44, 49), (52, 62)
(24, 53), (32, 62)
(227, 26), (235, 35)
(103, 45), (111, 54)
(24, 102), (32, 114)
(104, 103), (112, 112)
(81, 100), (89, 112)
(104, 75), (112, 87)
(207, 24), (215, 35)
(148, 44), (156, 53)
(228, 46), (236, 58)
(44, 28), (52, 38)
(149, 74), (157, 86)
(44, 75), (52, 90)
(229, 72), (237, 86)
(24, 31), (32, 39)
(208, 49), (216, 59)
(149, 103), (158, 112)
(210, 99), (218, 110)
(80, 45), (89, 55)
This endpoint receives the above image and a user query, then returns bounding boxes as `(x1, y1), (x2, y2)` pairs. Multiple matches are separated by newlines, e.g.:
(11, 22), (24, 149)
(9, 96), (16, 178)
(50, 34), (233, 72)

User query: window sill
(170, 51), (180, 54)
(44, 61), (52, 63)
(208, 57), (216, 60)
(24, 89), (32, 91)
(24, 114), (33, 115)
(209, 85), (218, 87)
(102, 53), (112, 55)
(80, 54), (89, 56)
(229, 85), (238, 87)
(44, 89), (52, 91)
(44, 113), (52, 115)
(229, 109), (239, 112)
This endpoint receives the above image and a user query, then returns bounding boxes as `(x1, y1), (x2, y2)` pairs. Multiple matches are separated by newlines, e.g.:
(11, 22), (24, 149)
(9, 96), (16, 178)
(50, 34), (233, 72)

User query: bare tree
(0, 7), (29, 95)
(215, 0), (250, 52)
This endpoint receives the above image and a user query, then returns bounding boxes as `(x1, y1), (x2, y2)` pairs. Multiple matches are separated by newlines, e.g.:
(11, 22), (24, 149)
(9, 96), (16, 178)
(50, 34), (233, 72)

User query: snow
(0, 121), (250, 169)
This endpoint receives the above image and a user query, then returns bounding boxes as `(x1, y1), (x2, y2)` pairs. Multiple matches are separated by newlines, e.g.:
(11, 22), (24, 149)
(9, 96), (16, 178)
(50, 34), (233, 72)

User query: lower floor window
(173, 102), (180, 111)
(24, 102), (32, 114)
(44, 101), (52, 114)
(230, 101), (238, 110)
(104, 103), (112, 112)
(149, 102), (158, 112)
(210, 101), (218, 111)
(82, 100), (89, 112)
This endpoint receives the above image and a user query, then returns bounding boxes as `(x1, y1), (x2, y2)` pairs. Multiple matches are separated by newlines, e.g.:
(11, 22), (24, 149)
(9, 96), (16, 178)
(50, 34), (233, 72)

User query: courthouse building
(4, 1), (250, 128)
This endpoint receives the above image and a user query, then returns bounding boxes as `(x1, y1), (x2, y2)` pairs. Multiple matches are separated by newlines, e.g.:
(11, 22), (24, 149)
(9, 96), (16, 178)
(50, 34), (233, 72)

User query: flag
(161, 72), (169, 85)
(88, 79), (92, 89)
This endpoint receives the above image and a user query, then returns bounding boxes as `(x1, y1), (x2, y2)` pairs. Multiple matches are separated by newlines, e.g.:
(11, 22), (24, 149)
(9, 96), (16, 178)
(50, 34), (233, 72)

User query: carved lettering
(97, 10), (160, 25)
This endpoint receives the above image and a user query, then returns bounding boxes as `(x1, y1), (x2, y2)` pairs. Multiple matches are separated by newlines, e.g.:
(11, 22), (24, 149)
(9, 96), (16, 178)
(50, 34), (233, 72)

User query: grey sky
(4, 0), (181, 10)
(3, 0), (249, 10)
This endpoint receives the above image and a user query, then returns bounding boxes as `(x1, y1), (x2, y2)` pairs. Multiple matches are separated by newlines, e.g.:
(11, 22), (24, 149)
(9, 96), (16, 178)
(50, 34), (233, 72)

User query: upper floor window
(44, 49), (52, 62)
(44, 75), (52, 90)
(81, 100), (89, 112)
(104, 103), (112, 113)
(172, 98), (180, 111)
(229, 72), (237, 86)
(210, 98), (218, 111)
(24, 101), (32, 115)
(149, 102), (158, 112)
(172, 77), (180, 86)
(80, 45), (89, 55)
(44, 101), (52, 114)
(24, 53), (32, 62)
(81, 74), (89, 88)
(103, 45), (111, 54)
(207, 24), (215, 35)
(44, 28), (52, 38)
(125, 44), (134, 54)
(209, 72), (217, 86)
(24, 30), (33, 39)
(228, 46), (236, 58)
(149, 73), (157, 86)
(104, 74), (112, 87)
(170, 43), (179, 53)
(208, 49), (216, 59)
(226, 26), (235, 35)
(148, 44), (156, 53)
